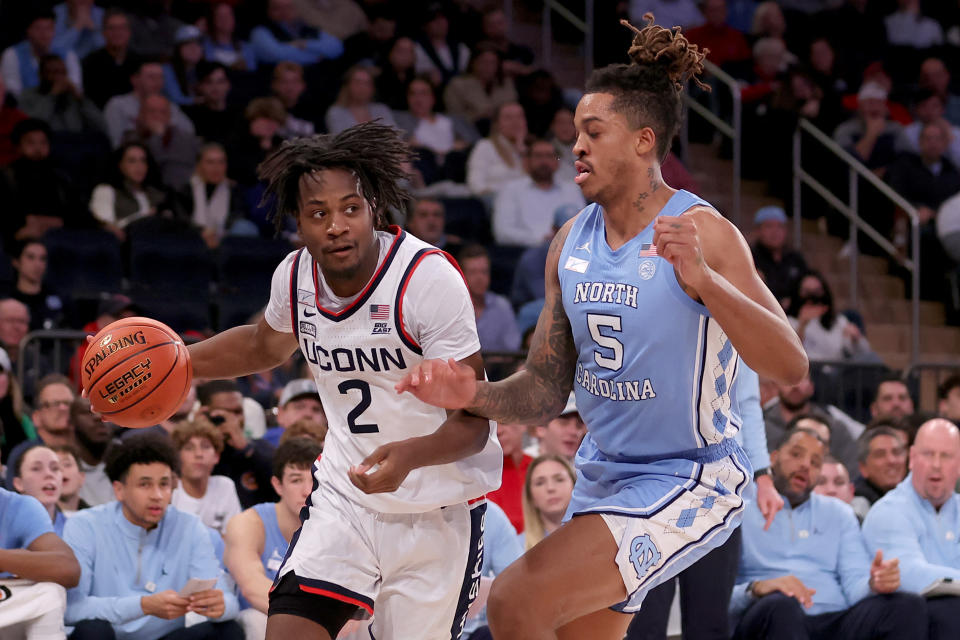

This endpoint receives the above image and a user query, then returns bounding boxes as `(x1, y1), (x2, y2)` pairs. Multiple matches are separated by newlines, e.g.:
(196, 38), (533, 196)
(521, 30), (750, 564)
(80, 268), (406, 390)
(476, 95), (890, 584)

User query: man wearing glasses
(4, 374), (76, 487)
(196, 380), (276, 508)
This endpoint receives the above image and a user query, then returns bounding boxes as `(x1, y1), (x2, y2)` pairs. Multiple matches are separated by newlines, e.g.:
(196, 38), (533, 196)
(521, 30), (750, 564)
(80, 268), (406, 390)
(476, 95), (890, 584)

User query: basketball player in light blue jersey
(396, 14), (808, 640)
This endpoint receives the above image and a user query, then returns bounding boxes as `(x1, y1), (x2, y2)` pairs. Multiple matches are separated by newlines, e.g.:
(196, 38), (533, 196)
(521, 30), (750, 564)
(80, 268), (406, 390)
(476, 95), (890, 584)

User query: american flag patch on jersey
(639, 243), (659, 257)
(369, 304), (390, 319)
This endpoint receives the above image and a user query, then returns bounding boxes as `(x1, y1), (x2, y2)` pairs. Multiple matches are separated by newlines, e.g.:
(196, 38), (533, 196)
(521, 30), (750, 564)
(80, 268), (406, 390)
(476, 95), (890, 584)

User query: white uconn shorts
(274, 479), (486, 640)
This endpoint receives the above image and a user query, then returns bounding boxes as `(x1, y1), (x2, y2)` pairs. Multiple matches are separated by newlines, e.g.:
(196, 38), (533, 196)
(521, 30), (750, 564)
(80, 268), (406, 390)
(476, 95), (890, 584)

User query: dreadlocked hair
(585, 13), (708, 161)
(257, 121), (416, 232)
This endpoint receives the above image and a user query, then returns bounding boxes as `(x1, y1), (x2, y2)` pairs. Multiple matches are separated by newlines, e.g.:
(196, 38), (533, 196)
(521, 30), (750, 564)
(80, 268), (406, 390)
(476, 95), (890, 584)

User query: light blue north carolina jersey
(558, 190), (750, 516)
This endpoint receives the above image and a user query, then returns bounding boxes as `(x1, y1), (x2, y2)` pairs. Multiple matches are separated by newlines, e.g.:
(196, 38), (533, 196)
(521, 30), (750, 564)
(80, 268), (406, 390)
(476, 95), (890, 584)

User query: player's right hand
(395, 358), (477, 409)
(752, 576), (816, 608)
(141, 590), (190, 619)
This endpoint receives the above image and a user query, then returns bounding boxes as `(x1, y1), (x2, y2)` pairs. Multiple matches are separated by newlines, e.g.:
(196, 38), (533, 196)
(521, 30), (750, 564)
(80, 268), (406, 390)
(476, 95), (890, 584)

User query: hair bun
(620, 14), (710, 92)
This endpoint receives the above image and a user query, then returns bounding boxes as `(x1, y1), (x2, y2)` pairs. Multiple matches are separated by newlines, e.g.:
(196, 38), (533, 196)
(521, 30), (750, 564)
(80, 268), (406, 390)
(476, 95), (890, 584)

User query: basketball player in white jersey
(187, 122), (502, 640)
(396, 16), (809, 640)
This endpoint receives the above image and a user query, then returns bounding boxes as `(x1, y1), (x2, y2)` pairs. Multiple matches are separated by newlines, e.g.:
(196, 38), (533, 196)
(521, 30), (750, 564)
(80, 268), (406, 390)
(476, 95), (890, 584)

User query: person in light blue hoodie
(730, 426), (924, 639)
(63, 432), (242, 640)
(862, 418), (960, 640)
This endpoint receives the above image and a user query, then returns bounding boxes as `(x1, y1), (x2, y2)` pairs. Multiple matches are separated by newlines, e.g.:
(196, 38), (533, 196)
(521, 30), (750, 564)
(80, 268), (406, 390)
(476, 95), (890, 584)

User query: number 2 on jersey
(587, 313), (623, 371)
(337, 379), (379, 433)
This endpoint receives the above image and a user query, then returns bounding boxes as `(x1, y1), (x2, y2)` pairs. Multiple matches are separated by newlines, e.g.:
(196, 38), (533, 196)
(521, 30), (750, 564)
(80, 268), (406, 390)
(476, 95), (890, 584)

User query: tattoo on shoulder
(547, 223), (572, 261)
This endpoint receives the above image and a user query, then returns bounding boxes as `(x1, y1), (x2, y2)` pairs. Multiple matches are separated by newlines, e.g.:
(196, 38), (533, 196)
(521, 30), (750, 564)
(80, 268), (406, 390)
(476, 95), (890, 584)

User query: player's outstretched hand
(653, 214), (711, 292)
(395, 358), (477, 409)
(348, 441), (417, 494)
(755, 474), (784, 531)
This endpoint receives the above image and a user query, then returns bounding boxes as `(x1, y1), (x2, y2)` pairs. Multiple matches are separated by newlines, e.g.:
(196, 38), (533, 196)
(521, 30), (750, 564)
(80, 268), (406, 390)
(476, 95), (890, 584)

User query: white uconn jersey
(265, 226), (502, 513)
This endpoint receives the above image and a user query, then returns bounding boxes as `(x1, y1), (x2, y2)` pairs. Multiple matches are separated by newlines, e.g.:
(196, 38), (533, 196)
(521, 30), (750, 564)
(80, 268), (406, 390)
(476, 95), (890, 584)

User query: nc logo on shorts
(628, 534), (661, 580)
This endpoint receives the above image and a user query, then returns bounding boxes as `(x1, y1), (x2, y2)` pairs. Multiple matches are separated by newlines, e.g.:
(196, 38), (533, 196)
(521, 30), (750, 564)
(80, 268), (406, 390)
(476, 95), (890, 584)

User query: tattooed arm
(396, 221), (578, 424)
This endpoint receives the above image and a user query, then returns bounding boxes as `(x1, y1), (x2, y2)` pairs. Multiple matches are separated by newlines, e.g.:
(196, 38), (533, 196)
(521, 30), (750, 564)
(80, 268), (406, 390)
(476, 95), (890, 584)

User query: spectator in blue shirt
(11, 443), (67, 535)
(162, 25), (205, 106)
(53, 0), (105, 60)
(63, 432), (242, 640)
(0, 486), (79, 638)
(250, 0), (343, 66)
(731, 426), (924, 640)
(459, 244), (521, 354)
(863, 418), (960, 639)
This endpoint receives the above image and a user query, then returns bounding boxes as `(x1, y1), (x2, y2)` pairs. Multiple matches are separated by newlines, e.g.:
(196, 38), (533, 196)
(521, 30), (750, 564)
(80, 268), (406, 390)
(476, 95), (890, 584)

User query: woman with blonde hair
(520, 454), (576, 551)
(325, 65), (396, 135)
(466, 100), (528, 198)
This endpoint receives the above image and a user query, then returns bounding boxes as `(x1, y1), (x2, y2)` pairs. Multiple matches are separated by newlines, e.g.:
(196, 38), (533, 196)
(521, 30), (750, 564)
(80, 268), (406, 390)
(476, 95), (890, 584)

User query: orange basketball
(82, 317), (193, 429)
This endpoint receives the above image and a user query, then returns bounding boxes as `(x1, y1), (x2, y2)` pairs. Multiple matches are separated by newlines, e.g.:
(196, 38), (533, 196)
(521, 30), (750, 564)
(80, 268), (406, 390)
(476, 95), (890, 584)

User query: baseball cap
(174, 25), (203, 45)
(280, 379), (320, 407)
(97, 293), (139, 319)
(753, 206), (787, 225)
(857, 81), (888, 102)
(560, 392), (578, 416)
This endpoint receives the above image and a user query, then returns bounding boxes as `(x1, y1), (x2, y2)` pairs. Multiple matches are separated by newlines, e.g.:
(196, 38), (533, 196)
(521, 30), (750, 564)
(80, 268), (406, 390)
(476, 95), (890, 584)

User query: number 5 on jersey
(588, 313), (623, 371)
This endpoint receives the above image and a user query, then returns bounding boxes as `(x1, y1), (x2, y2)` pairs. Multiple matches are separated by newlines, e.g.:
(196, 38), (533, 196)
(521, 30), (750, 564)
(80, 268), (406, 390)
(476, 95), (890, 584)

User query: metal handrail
(541, 0), (594, 82)
(792, 117), (921, 365)
(680, 58), (742, 228)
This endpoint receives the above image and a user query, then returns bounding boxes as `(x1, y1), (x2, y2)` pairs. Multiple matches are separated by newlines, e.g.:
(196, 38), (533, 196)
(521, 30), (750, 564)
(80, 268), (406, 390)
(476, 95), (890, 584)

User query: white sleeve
(66, 51), (82, 91)
(403, 253), (481, 361)
(467, 140), (494, 196)
(89, 185), (116, 224)
(492, 182), (524, 245)
(263, 253), (296, 333)
(1, 48), (22, 96)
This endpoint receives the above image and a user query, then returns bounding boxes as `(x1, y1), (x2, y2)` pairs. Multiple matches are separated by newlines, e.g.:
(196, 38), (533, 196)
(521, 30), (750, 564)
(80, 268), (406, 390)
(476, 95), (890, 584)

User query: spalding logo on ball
(82, 317), (193, 429)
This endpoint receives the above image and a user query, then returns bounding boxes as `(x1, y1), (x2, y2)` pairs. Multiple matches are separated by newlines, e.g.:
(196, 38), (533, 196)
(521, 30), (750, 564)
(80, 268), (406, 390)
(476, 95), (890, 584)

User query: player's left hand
(188, 589), (225, 618)
(755, 473), (784, 531)
(348, 441), (418, 494)
(653, 214), (712, 292)
(868, 550), (900, 594)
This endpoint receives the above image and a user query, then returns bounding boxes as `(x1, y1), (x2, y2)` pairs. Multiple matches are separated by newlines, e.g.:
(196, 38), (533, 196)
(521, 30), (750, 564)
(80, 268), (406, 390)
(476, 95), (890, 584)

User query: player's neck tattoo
(633, 167), (662, 213)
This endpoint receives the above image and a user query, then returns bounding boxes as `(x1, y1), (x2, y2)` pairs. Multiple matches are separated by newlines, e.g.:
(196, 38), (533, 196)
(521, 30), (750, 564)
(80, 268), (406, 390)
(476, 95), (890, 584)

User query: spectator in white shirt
(885, 0), (943, 49)
(171, 419), (242, 536)
(466, 101), (528, 199)
(492, 137), (585, 247)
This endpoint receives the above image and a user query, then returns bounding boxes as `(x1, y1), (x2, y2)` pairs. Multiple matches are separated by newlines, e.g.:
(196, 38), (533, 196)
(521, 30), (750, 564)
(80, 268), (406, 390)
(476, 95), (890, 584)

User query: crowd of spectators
(2, 0), (960, 639)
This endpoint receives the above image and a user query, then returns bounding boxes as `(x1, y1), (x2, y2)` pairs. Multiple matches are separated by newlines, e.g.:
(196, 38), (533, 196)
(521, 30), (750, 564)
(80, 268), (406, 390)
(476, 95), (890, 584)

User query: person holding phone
(196, 380), (276, 509)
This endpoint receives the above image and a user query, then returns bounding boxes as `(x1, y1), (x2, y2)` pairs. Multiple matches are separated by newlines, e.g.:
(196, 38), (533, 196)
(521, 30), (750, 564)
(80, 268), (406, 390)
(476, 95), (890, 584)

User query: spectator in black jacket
(81, 8), (142, 109)
(197, 380), (275, 509)
(0, 119), (82, 251)
(750, 206), (808, 308)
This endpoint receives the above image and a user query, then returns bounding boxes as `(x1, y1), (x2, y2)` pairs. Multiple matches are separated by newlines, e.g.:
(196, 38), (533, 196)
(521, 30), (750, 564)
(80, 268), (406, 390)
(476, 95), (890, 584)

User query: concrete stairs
(684, 142), (960, 372)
